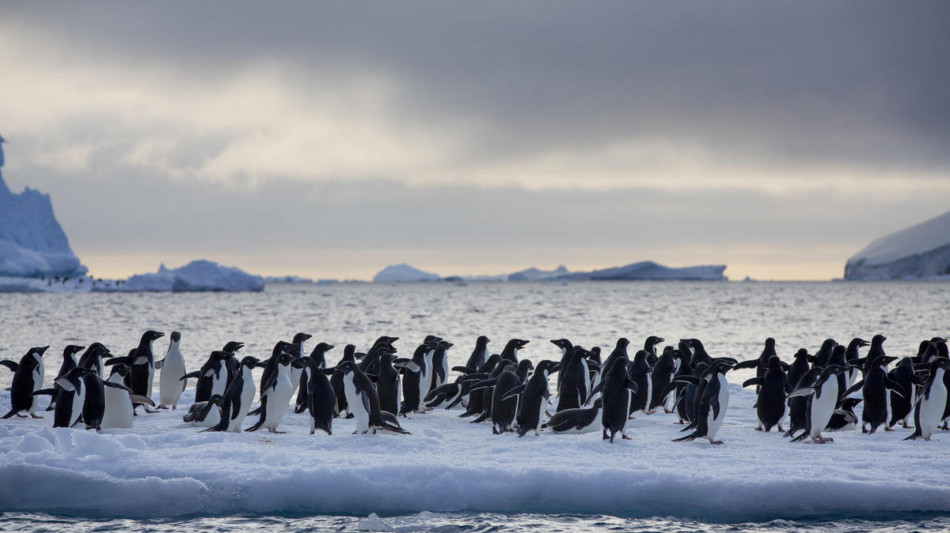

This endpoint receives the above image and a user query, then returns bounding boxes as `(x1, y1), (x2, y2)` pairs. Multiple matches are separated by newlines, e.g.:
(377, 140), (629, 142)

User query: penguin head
(477, 336), (490, 346)
(83, 343), (110, 359)
(210, 350), (230, 362)
(170, 331), (182, 343)
(276, 352), (295, 366)
(337, 360), (358, 374)
(588, 347), (602, 363)
(240, 356), (262, 369)
(767, 355), (783, 369)
(143, 330), (165, 342)
(375, 336), (399, 346)
(271, 341), (293, 358)
(535, 360), (558, 375)
(820, 339), (837, 351)
(616, 338), (630, 349)
(852, 338), (870, 348)
(711, 360), (735, 374)
(424, 335), (442, 345)
(438, 340), (454, 350)
(30, 346), (50, 358)
(872, 334), (887, 345)
(794, 348), (810, 360)
(63, 345), (85, 358)
(517, 359), (534, 378)
(645, 336), (664, 347)
(311, 342), (335, 356)
(209, 394), (225, 406)
(223, 341), (245, 354)
(293, 332), (313, 345)
(765, 337), (776, 348)
(110, 363), (130, 378)
(550, 339), (572, 351)
(512, 339), (530, 349)
(342, 344), (357, 361)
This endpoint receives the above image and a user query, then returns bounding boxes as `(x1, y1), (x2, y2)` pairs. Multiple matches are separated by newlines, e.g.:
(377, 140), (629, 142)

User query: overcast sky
(2, 2), (948, 280)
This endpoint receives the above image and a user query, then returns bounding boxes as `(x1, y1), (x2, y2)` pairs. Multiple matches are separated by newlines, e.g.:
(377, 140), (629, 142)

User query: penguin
(511, 360), (557, 437)
(685, 338), (712, 368)
(78, 343), (111, 377)
(357, 336), (398, 375)
(784, 366), (822, 439)
(292, 357), (337, 435)
(586, 347), (604, 405)
(844, 355), (904, 434)
(464, 336), (491, 372)
(786, 348), (812, 394)
(128, 330), (164, 401)
(642, 336), (664, 366)
(418, 337), (443, 406)
(248, 341), (293, 417)
(844, 338), (869, 387)
(399, 343), (428, 415)
(294, 342), (334, 414)
(430, 340), (453, 391)
(100, 364), (154, 429)
(828, 345), (851, 403)
(516, 359), (534, 383)
(601, 338), (630, 377)
(377, 351), (409, 416)
(674, 362), (709, 425)
(337, 361), (409, 434)
(789, 364), (848, 444)
(826, 397), (862, 432)
(668, 343), (695, 423)
(288, 332), (312, 397)
(500, 338), (529, 364)
(813, 339), (837, 368)
(184, 394), (224, 428)
(733, 337), (778, 395)
(424, 376), (469, 410)
(627, 350), (653, 417)
(489, 365), (522, 434)
(206, 356), (261, 433)
(46, 345), (84, 411)
(888, 357), (919, 429)
(673, 359), (734, 444)
(544, 398), (603, 434)
(551, 339), (574, 391)
(1, 346), (49, 419)
(468, 359), (515, 424)
(157, 331), (187, 410)
(182, 351), (230, 403)
(246, 352), (295, 433)
(598, 354), (638, 443)
(742, 356), (791, 432)
(556, 345), (589, 412)
(862, 334), (887, 375)
(905, 358), (949, 441)
(42, 366), (87, 428)
(649, 346), (678, 412)
(331, 344), (357, 418)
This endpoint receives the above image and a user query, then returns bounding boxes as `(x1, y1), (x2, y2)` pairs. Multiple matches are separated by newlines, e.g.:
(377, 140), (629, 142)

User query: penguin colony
(3, 331), (949, 444)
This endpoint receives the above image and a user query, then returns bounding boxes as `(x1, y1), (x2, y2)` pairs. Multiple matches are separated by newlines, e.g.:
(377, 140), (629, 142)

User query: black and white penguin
(182, 350), (231, 403)
(377, 351), (407, 416)
(220, 340), (245, 389)
(249, 341), (294, 417)
(786, 348), (812, 395)
(357, 336), (398, 375)
(78, 343), (111, 377)
(247, 352), (296, 433)
(430, 340), (453, 390)
(685, 338), (712, 368)
(337, 360), (409, 434)
(544, 398), (603, 434)
(399, 342), (432, 415)
(649, 346), (678, 412)
(128, 330), (164, 401)
(456, 355), (501, 418)
(599, 354), (638, 443)
(206, 356), (261, 433)
(1, 346), (49, 419)
(783, 366), (822, 439)
(292, 357), (337, 435)
(888, 357), (919, 429)
(464, 336), (491, 371)
(45, 366), (87, 428)
(512, 360), (557, 437)
(627, 350), (653, 417)
(826, 397), (862, 432)
(673, 359), (734, 444)
(101, 364), (154, 429)
(468, 359), (515, 424)
(294, 342), (334, 414)
(845, 355), (903, 434)
(424, 377), (468, 410)
(742, 355), (791, 432)
(46, 345), (84, 411)
(157, 331), (187, 410)
(813, 339), (837, 368)
(862, 334), (888, 375)
(642, 336), (664, 366)
(556, 345), (589, 412)
(183, 394), (224, 428)
(905, 358), (949, 441)
(601, 338), (630, 378)
(789, 364), (848, 444)
(734, 337), (778, 395)
(331, 344), (357, 418)
(844, 338), (869, 387)
(551, 338), (575, 393)
(489, 365), (522, 434)
(288, 332), (312, 398)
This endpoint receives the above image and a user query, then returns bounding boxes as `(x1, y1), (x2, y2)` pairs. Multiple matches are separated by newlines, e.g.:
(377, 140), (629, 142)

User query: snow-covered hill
(373, 263), (442, 283)
(0, 135), (87, 278)
(845, 211), (950, 280)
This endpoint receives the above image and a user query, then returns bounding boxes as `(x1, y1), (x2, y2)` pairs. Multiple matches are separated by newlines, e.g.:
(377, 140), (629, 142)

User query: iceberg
(264, 275), (314, 284)
(372, 263), (442, 283)
(845, 210), (950, 280)
(507, 265), (569, 281)
(109, 260), (265, 292)
(585, 261), (727, 281)
(0, 135), (87, 278)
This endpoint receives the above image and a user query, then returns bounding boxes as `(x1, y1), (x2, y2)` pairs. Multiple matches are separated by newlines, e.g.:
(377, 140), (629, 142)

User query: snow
(846, 210), (950, 280)
(108, 260), (265, 292)
(1, 378), (947, 520)
(372, 263), (442, 283)
(0, 137), (87, 278)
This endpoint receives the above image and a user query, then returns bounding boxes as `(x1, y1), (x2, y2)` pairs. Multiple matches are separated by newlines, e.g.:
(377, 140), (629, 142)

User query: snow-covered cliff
(845, 211), (950, 280)
(0, 135), (87, 278)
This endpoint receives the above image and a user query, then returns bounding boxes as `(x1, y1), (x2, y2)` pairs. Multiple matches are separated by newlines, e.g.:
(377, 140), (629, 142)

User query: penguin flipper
(0, 360), (18, 372)
(742, 377), (764, 388)
(733, 360), (758, 370)
(32, 388), (57, 397)
(103, 381), (134, 393)
(885, 378), (907, 398)
(130, 394), (155, 407)
(1, 409), (17, 419)
(843, 380), (864, 398)
(787, 387), (816, 399)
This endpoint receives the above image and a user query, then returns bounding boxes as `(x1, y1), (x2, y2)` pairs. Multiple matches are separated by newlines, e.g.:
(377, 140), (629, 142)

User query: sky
(1, 2), (948, 281)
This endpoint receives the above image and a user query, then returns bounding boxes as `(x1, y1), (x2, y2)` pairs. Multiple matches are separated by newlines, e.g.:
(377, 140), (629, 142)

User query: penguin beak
(38, 346), (50, 355)
(327, 345), (335, 351)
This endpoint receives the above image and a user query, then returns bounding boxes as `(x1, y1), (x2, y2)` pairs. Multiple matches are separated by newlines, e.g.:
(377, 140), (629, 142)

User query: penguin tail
(247, 406), (262, 416)
(782, 427), (796, 438)
(245, 419), (264, 432)
(2, 409), (17, 419)
(790, 432), (809, 442)
(471, 411), (491, 424)
(672, 432), (700, 443)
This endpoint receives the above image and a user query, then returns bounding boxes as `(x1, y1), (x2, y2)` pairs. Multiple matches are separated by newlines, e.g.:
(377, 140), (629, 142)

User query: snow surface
(1, 378), (947, 520)
(846, 210), (950, 280)
(108, 260), (265, 292)
(372, 263), (442, 283)
(0, 138), (87, 278)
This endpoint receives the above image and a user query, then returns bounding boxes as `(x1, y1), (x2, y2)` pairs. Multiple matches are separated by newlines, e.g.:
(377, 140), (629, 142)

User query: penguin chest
(102, 386), (133, 429)
(265, 372), (294, 427)
(920, 372), (948, 436)
(71, 387), (86, 427)
(343, 374), (371, 431)
(210, 367), (228, 396)
(810, 380), (837, 435)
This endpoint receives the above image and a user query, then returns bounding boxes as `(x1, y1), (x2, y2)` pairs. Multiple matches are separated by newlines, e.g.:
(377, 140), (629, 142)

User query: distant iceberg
(372, 263), (442, 283)
(507, 265), (569, 281)
(109, 260), (265, 292)
(264, 275), (314, 284)
(584, 261), (727, 281)
(845, 210), (950, 280)
(0, 135), (87, 278)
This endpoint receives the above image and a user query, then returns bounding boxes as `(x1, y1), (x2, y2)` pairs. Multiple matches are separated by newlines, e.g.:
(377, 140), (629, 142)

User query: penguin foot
(29, 413), (43, 419)
(885, 426), (895, 432)
(267, 428), (286, 434)
(16, 413), (27, 418)
(156, 405), (169, 410)
(754, 426), (763, 432)
(709, 439), (724, 445)
(647, 409), (657, 415)
(778, 425), (785, 433)
(902, 422), (912, 429)
(621, 432), (632, 440)
(861, 425), (868, 433)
